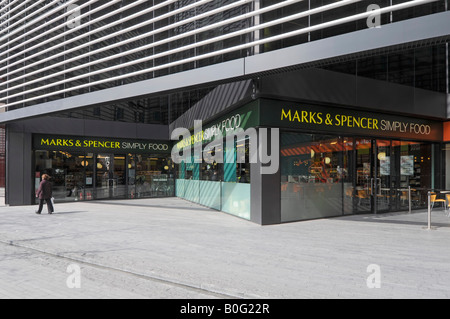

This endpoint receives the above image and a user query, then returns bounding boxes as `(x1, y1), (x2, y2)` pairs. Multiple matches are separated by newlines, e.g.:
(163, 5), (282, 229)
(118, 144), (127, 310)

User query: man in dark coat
(35, 174), (54, 215)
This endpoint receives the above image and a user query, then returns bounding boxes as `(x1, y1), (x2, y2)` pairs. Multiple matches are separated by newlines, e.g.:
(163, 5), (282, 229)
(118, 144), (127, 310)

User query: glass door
(112, 154), (127, 199)
(95, 154), (111, 199)
(95, 154), (127, 200)
(354, 138), (394, 214)
(355, 138), (373, 213)
(374, 140), (393, 213)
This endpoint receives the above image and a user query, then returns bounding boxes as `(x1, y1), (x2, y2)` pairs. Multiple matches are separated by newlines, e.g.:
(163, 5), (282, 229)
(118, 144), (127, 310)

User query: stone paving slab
(0, 243), (221, 299)
(0, 198), (449, 299)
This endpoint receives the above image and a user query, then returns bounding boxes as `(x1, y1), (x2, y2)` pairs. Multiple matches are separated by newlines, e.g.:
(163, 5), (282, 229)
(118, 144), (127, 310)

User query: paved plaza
(0, 197), (449, 299)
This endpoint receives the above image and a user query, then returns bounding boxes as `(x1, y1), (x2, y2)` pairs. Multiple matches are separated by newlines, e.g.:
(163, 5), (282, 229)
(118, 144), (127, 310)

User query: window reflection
(201, 143), (223, 181)
(355, 138), (372, 213)
(397, 141), (432, 210)
(178, 136), (252, 183)
(281, 133), (345, 222)
(35, 151), (85, 202)
(133, 155), (174, 198)
(35, 150), (174, 202)
(281, 134), (436, 221)
(236, 138), (251, 184)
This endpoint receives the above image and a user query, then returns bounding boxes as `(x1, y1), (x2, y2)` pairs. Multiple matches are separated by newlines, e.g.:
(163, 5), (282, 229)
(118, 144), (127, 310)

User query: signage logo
(280, 107), (434, 137)
(122, 142), (169, 151)
(149, 143), (170, 151)
(172, 120), (279, 175)
(36, 136), (170, 153)
(203, 114), (242, 141)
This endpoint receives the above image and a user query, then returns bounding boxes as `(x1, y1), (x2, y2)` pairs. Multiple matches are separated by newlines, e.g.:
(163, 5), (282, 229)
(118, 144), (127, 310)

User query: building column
(6, 129), (33, 206)
(250, 128), (281, 225)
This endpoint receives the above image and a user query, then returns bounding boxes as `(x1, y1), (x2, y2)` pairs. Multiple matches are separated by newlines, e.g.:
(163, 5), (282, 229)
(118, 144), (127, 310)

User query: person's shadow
(52, 211), (87, 215)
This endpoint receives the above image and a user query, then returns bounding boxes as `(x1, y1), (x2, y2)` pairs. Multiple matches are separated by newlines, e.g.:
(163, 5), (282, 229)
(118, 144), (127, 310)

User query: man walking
(35, 174), (54, 215)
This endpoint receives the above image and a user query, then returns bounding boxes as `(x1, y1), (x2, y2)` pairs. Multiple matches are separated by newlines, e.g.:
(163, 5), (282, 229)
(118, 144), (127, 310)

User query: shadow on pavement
(88, 201), (215, 212)
(52, 211), (88, 215)
(336, 210), (450, 229)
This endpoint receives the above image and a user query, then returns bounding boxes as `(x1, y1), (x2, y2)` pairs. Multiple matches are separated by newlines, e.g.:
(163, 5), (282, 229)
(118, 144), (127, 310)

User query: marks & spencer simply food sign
(260, 100), (442, 141)
(33, 135), (171, 154)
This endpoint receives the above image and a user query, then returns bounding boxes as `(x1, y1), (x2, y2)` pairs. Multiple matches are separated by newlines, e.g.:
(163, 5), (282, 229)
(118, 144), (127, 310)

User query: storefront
(173, 98), (444, 224)
(263, 98), (443, 222)
(175, 102), (258, 220)
(33, 135), (174, 203)
(14, 97), (443, 224)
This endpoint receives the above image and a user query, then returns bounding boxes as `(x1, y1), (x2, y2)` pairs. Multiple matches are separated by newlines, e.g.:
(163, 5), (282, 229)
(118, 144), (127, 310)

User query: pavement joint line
(0, 239), (243, 299)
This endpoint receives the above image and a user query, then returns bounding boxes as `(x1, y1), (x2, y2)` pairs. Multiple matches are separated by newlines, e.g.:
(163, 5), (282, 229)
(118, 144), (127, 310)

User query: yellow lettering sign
(281, 109), (291, 121)
(280, 107), (382, 131)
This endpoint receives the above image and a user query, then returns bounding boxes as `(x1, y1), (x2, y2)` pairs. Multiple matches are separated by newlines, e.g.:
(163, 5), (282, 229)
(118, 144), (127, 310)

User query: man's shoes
(35, 211), (41, 215)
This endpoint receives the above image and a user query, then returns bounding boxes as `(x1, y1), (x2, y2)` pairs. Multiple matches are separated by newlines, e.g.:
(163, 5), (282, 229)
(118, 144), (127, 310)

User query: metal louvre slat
(0, 0), (443, 109)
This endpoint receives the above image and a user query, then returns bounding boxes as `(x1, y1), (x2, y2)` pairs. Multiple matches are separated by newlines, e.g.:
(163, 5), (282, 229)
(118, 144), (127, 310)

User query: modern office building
(0, 0), (449, 224)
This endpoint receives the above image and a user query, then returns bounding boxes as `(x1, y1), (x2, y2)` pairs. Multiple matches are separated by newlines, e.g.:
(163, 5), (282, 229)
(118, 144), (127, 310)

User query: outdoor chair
(446, 194), (450, 217)
(430, 194), (446, 211)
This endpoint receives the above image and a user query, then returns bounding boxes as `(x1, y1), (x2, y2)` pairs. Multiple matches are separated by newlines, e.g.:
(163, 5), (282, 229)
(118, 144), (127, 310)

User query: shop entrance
(354, 138), (432, 214)
(355, 139), (392, 214)
(94, 154), (127, 200)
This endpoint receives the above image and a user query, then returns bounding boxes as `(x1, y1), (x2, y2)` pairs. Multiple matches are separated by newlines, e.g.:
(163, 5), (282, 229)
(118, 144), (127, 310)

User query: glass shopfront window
(200, 142), (223, 181)
(95, 154), (112, 200)
(95, 154), (127, 200)
(236, 137), (251, 184)
(281, 133), (345, 222)
(80, 153), (94, 200)
(444, 144), (450, 192)
(281, 132), (437, 222)
(35, 151), (86, 202)
(354, 138), (372, 213)
(129, 154), (174, 198)
(34, 150), (174, 203)
(342, 138), (354, 214)
(397, 141), (434, 210)
(354, 139), (435, 213)
(176, 135), (252, 220)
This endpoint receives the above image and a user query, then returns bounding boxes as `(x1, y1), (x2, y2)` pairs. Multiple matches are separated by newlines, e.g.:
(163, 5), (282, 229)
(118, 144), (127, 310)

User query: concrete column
(250, 128), (281, 225)
(6, 129), (33, 206)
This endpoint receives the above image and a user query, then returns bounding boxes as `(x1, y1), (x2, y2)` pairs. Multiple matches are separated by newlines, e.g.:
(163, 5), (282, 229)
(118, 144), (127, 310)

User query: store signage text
(40, 138), (122, 149)
(380, 120), (431, 135)
(280, 107), (433, 137)
(172, 120), (279, 175)
(176, 113), (243, 150)
(122, 142), (169, 151)
(203, 114), (242, 140)
(35, 135), (170, 153)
